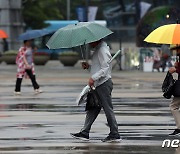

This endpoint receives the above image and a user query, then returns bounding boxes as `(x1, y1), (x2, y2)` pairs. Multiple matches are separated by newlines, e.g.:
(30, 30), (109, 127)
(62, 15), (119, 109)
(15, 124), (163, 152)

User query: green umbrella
(46, 22), (113, 49)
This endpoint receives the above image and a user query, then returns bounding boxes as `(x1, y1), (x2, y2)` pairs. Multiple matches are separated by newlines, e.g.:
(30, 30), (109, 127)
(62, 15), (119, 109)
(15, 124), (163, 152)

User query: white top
(90, 41), (112, 87)
(25, 47), (33, 65)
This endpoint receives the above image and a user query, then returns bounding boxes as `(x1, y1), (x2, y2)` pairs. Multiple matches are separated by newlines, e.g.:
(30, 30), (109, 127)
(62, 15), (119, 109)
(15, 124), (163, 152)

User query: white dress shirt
(90, 41), (112, 87)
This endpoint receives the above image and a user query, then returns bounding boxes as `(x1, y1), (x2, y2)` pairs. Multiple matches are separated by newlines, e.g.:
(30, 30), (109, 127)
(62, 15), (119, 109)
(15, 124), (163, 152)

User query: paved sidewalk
(0, 61), (178, 154)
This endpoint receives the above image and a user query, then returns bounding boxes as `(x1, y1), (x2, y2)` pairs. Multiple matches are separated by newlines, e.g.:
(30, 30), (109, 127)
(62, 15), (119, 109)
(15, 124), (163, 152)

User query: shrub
(59, 51), (79, 56)
(3, 50), (18, 55)
(33, 51), (49, 56)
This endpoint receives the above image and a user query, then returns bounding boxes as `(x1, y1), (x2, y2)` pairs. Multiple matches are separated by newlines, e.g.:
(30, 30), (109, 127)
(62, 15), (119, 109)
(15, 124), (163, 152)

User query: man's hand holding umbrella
(81, 62), (89, 69)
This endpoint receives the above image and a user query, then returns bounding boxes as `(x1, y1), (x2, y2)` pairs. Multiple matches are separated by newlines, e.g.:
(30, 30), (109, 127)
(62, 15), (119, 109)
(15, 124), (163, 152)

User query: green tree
(22, 0), (64, 29)
(22, 0), (104, 29)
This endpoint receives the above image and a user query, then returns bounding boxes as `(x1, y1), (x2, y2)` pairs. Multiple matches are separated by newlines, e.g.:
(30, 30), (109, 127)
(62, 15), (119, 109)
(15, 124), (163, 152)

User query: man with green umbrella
(46, 22), (121, 142)
(71, 39), (121, 142)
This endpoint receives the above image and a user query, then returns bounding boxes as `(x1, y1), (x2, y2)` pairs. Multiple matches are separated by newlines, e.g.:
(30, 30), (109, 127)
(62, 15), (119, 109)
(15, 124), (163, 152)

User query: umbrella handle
(80, 45), (85, 61)
(83, 41), (88, 62)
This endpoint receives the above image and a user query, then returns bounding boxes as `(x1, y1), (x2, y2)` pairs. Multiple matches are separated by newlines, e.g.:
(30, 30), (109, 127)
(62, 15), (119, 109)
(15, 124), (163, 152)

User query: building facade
(0, 0), (24, 51)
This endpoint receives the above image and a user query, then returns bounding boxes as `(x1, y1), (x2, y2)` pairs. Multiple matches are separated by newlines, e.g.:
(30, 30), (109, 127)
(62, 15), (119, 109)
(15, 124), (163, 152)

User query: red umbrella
(0, 30), (8, 38)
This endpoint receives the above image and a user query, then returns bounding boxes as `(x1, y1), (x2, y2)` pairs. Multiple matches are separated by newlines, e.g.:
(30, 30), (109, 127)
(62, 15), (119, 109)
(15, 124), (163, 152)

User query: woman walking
(14, 40), (42, 95)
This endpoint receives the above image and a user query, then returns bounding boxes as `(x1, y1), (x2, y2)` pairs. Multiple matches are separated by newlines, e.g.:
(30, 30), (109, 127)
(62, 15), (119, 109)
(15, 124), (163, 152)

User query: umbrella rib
(80, 45), (85, 60)
(86, 24), (112, 43)
(85, 26), (99, 43)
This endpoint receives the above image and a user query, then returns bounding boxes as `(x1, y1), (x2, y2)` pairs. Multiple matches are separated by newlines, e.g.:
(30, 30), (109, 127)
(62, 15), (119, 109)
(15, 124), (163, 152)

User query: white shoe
(34, 89), (43, 94)
(14, 91), (21, 95)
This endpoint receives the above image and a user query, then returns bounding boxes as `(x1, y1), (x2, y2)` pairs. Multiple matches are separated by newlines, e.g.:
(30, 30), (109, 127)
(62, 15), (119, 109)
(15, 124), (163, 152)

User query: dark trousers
(15, 69), (39, 92)
(81, 79), (120, 138)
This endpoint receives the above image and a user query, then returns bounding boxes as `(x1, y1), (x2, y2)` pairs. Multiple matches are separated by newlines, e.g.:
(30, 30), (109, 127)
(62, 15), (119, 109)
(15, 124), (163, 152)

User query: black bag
(85, 88), (101, 111)
(173, 80), (180, 97)
(163, 79), (176, 99)
(162, 72), (175, 99)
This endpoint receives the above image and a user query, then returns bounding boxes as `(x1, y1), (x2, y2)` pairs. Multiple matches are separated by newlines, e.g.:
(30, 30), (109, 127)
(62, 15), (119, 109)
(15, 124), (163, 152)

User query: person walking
(70, 40), (121, 142)
(168, 46), (180, 136)
(14, 40), (42, 95)
(2, 38), (8, 52)
(161, 44), (172, 72)
(152, 48), (161, 72)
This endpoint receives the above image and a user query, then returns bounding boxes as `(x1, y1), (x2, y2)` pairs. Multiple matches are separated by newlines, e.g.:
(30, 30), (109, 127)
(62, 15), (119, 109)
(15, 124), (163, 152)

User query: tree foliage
(22, 0), (103, 29)
(22, 0), (64, 29)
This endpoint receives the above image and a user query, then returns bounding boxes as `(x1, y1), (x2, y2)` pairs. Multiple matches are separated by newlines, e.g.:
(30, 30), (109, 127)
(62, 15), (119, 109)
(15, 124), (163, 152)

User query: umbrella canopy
(0, 30), (8, 38)
(18, 29), (54, 40)
(46, 22), (113, 49)
(144, 24), (180, 44)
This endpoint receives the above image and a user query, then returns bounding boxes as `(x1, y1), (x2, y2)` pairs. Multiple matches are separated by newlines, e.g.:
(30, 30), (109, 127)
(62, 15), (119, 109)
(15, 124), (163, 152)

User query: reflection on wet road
(0, 63), (178, 153)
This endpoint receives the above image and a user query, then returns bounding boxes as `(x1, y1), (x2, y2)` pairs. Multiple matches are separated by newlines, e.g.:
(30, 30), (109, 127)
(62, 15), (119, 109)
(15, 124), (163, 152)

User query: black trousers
(15, 69), (39, 92)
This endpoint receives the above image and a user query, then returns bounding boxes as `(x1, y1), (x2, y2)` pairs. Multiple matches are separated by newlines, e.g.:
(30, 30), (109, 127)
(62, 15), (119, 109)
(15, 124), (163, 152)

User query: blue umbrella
(18, 29), (54, 40)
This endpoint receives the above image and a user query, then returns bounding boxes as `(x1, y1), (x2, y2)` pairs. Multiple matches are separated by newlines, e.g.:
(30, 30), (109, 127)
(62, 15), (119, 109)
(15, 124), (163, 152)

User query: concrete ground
(0, 61), (179, 154)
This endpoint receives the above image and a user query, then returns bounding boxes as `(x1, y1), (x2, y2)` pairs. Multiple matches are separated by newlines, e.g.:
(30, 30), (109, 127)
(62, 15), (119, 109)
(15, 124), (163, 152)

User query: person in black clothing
(2, 38), (8, 52)
(168, 46), (180, 136)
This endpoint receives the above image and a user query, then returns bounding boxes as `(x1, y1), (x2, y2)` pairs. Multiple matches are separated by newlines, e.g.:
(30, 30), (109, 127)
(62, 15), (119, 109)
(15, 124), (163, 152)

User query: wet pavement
(0, 61), (179, 154)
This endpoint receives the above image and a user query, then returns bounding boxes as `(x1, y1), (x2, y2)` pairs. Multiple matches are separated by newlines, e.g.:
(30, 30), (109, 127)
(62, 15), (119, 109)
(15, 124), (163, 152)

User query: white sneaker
(14, 91), (21, 95)
(34, 89), (43, 94)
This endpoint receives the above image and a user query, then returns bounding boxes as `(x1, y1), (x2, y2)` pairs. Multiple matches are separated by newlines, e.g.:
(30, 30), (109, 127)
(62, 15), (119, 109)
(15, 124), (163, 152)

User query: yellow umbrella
(144, 24), (180, 44)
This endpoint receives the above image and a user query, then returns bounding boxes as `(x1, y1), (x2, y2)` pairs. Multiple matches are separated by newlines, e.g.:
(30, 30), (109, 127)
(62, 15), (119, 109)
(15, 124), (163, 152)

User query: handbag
(85, 88), (101, 111)
(163, 79), (176, 99)
(162, 72), (175, 99)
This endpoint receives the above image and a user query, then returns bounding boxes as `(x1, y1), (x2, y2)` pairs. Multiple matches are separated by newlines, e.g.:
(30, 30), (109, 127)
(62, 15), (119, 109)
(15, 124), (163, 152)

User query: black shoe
(70, 132), (89, 141)
(102, 135), (122, 143)
(169, 129), (180, 136)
